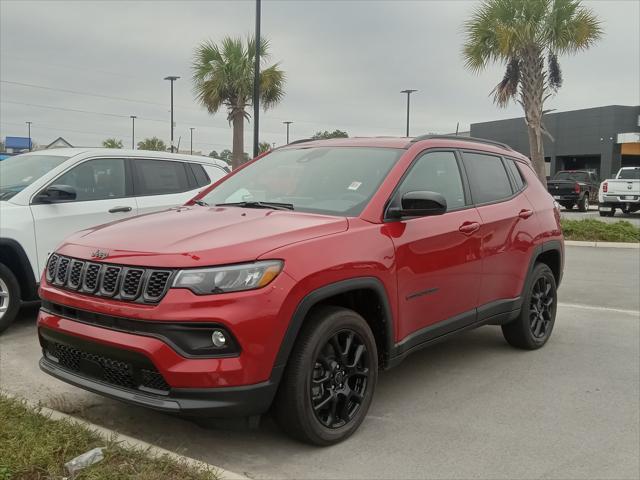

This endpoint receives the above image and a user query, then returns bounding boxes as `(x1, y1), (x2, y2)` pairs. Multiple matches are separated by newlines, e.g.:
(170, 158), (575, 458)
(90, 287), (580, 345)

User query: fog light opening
(211, 330), (227, 348)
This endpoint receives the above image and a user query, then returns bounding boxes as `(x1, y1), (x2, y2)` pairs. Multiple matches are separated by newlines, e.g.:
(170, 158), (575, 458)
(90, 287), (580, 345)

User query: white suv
(0, 148), (229, 331)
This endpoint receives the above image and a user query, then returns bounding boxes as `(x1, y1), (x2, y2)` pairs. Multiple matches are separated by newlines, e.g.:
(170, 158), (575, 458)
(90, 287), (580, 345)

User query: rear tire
(577, 195), (589, 212)
(0, 263), (21, 334)
(502, 263), (557, 350)
(275, 306), (378, 446)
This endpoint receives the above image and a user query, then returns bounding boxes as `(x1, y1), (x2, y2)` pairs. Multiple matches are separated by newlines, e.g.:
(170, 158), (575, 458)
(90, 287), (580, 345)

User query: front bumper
(38, 324), (280, 417)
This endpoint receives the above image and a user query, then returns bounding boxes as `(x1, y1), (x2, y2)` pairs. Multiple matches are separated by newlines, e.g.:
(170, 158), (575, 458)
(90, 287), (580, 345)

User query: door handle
(108, 206), (132, 213)
(459, 221), (480, 235)
(518, 209), (534, 219)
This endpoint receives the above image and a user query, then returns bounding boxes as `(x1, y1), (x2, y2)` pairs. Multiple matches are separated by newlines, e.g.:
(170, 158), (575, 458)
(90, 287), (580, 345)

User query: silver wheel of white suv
(0, 264), (21, 333)
(0, 277), (10, 320)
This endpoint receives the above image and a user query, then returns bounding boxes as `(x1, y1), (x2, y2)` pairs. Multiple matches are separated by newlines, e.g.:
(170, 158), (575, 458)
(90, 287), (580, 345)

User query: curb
(565, 240), (640, 249)
(1, 391), (247, 480)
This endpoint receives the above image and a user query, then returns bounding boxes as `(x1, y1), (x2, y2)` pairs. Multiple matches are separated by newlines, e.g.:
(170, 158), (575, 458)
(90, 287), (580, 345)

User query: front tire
(0, 263), (21, 333)
(502, 263), (557, 350)
(275, 306), (378, 445)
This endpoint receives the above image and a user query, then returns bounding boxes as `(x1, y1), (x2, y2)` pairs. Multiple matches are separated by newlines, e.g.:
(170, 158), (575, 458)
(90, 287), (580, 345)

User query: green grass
(561, 219), (640, 243)
(0, 394), (220, 480)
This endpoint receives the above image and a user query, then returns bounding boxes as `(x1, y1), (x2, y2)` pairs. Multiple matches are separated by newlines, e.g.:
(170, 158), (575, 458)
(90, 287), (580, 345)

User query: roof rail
(409, 134), (513, 151)
(282, 138), (315, 147)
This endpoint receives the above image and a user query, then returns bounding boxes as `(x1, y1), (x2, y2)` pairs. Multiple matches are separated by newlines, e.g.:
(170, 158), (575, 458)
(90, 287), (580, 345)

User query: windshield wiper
(193, 199), (209, 206)
(215, 201), (294, 211)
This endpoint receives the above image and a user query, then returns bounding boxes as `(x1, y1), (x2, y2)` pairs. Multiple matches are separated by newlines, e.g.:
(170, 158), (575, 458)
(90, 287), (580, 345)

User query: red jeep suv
(38, 136), (563, 445)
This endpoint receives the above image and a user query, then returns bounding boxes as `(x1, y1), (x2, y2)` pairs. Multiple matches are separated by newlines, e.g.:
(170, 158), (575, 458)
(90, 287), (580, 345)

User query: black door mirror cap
(388, 191), (447, 219)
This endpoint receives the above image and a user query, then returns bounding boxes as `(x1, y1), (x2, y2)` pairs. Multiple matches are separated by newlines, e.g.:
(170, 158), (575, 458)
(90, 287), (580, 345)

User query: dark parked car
(547, 170), (599, 212)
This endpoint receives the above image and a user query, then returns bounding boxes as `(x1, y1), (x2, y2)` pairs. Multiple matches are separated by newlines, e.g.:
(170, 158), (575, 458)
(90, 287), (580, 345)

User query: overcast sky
(1, 0), (638, 154)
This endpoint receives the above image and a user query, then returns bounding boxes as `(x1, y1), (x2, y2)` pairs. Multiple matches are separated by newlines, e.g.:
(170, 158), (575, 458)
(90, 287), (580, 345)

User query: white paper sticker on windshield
(348, 181), (362, 191)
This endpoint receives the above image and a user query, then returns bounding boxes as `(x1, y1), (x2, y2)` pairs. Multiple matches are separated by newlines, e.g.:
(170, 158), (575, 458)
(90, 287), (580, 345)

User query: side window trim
(32, 156), (131, 204)
(383, 148), (472, 221)
(503, 156), (528, 193)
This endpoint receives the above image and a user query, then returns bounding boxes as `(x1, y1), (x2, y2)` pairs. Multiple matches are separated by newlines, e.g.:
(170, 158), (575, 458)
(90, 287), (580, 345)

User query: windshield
(0, 154), (70, 200)
(618, 169), (640, 180)
(200, 147), (404, 216)
(553, 171), (589, 182)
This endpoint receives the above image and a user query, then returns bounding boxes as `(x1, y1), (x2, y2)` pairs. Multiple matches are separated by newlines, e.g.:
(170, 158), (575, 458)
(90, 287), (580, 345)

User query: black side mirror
(388, 191), (447, 219)
(36, 184), (77, 203)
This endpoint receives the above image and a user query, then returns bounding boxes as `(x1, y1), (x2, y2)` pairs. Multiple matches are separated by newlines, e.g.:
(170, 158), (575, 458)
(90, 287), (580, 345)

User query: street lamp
(130, 116), (137, 149)
(253, 0), (261, 158)
(400, 89), (417, 137)
(164, 75), (180, 152)
(283, 121), (293, 144)
(26, 121), (32, 151)
(190, 127), (195, 155)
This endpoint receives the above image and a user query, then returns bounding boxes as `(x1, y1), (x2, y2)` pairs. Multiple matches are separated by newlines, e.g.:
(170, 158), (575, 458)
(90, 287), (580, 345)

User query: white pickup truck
(598, 167), (640, 217)
(0, 148), (229, 332)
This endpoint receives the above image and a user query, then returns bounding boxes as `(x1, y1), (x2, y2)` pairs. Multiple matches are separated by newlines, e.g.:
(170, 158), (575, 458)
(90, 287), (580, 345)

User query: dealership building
(470, 105), (640, 180)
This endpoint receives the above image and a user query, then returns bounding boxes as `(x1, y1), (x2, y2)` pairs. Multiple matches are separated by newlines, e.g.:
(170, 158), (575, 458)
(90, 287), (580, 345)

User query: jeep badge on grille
(91, 249), (109, 260)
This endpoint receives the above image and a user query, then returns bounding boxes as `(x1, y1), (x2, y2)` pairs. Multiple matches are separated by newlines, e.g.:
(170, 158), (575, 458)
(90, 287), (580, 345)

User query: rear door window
(463, 152), (513, 204)
(133, 159), (190, 196)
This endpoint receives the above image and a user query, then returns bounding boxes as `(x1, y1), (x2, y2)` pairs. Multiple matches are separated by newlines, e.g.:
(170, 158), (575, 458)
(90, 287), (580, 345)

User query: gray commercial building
(470, 105), (640, 180)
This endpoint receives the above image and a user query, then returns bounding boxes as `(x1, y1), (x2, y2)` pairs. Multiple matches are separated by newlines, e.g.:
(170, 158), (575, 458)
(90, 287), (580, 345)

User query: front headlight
(172, 260), (283, 295)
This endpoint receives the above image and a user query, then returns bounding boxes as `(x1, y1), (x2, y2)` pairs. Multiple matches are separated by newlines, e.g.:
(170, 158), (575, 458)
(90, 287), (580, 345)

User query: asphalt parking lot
(1, 245), (638, 480)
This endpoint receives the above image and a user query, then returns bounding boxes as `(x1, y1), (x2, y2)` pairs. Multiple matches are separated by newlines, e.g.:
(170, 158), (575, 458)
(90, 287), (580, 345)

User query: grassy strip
(561, 219), (640, 243)
(0, 394), (220, 480)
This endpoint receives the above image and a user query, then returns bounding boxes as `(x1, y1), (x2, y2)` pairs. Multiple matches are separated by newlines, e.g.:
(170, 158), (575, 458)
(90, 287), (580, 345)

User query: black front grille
(68, 260), (84, 289)
(84, 263), (101, 292)
(56, 257), (70, 284)
(146, 271), (171, 299)
(122, 269), (144, 298)
(47, 255), (174, 304)
(42, 334), (171, 393)
(101, 266), (121, 295)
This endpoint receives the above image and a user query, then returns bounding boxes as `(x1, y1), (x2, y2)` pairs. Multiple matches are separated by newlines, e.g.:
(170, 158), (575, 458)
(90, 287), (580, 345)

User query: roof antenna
(455, 122), (459, 136)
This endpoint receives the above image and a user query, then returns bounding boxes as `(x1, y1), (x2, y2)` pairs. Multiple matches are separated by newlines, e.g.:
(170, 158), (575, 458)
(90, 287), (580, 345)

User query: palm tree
(462, 0), (602, 184)
(102, 138), (123, 149)
(137, 137), (167, 151)
(192, 36), (285, 170)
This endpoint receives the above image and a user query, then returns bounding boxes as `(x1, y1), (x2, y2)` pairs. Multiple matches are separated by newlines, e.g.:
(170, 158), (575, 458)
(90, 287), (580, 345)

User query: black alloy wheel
(310, 329), (370, 429)
(502, 263), (557, 350)
(529, 276), (554, 339)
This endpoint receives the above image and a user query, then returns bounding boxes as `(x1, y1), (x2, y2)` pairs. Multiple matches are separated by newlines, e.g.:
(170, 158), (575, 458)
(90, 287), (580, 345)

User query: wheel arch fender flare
(0, 238), (38, 301)
(523, 240), (564, 295)
(272, 277), (395, 379)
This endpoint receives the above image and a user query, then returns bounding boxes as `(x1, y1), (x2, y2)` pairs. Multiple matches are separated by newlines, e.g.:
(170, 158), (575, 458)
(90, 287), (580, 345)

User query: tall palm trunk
(519, 47), (547, 186)
(231, 111), (244, 170)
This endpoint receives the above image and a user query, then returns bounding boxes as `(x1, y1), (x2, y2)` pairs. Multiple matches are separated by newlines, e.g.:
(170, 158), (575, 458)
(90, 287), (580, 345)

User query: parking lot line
(559, 302), (639, 316)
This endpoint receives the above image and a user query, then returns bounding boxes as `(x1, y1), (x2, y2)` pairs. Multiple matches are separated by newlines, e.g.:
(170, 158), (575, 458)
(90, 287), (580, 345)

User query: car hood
(58, 206), (348, 268)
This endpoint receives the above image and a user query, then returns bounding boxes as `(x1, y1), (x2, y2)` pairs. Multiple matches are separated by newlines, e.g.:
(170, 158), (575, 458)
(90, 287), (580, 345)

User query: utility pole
(164, 76), (180, 152)
(252, 0), (261, 158)
(190, 127), (195, 155)
(283, 121), (293, 144)
(26, 121), (32, 151)
(400, 89), (417, 137)
(130, 116), (137, 149)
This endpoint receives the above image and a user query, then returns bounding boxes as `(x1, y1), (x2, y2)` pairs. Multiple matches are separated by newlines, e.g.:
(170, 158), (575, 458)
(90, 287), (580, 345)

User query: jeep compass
(38, 136), (563, 445)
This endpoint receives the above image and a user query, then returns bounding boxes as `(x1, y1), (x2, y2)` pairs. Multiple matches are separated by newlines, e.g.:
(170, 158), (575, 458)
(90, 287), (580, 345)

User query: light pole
(283, 121), (293, 144)
(26, 121), (32, 151)
(190, 127), (195, 155)
(130, 116), (137, 149)
(400, 89), (417, 137)
(252, 0), (261, 158)
(164, 76), (180, 152)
